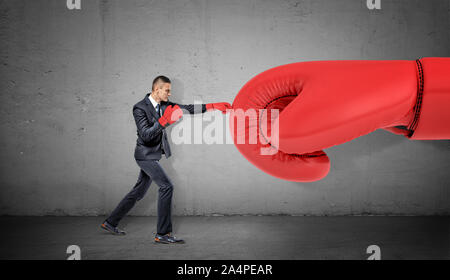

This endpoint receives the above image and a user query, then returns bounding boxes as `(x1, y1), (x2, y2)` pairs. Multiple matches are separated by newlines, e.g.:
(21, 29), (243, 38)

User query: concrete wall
(0, 0), (449, 216)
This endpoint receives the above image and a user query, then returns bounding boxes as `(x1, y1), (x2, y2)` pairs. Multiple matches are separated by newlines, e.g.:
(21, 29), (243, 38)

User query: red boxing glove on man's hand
(206, 102), (232, 114)
(231, 58), (450, 182)
(158, 105), (183, 127)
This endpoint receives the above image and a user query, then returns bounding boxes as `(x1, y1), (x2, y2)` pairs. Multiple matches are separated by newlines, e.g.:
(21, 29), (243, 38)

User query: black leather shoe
(155, 233), (185, 244)
(100, 221), (126, 235)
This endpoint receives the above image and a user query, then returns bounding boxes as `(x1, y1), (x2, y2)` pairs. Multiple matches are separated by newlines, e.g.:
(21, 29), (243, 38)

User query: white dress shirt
(148, 94), (161, 116)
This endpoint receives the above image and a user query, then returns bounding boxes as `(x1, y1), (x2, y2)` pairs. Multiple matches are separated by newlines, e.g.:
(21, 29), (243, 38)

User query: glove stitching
(407, 59), (424, 137)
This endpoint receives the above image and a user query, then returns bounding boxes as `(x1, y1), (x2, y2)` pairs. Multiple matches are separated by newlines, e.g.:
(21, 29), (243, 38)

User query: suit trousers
(106, 159), (174, 235)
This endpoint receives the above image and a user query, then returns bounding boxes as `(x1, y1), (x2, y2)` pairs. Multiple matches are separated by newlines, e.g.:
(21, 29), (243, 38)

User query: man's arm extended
(169, 102), (232, 115)
(168, 103), (206, 115)
(133, 107), (164, 142)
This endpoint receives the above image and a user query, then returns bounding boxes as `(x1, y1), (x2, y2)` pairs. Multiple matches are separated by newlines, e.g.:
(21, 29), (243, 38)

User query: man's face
(155, 83), (171, 102)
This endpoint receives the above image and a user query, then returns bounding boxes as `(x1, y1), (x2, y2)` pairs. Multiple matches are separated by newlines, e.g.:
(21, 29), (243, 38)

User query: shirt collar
(148, 94), (160, 109)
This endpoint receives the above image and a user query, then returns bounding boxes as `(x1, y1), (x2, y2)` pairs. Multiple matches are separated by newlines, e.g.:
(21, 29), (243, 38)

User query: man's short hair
(152, 75), (171, 90)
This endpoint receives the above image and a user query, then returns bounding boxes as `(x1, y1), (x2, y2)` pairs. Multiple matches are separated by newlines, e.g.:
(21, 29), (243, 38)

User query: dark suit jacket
(133, 93), (206, 160)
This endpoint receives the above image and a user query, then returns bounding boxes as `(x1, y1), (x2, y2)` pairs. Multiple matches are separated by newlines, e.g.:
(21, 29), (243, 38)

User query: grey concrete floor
(0, 216), (448, 260)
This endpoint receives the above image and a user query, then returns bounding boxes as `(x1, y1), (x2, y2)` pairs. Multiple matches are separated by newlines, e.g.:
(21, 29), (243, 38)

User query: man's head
(151, 75), (171, 103)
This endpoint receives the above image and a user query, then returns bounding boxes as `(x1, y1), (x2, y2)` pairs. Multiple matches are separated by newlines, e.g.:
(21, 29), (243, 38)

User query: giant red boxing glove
(230, 58), (450, 182)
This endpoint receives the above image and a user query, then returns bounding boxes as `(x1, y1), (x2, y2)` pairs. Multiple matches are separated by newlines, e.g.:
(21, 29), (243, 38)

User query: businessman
(101, 76), (231, 244)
